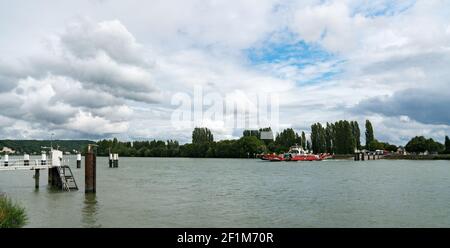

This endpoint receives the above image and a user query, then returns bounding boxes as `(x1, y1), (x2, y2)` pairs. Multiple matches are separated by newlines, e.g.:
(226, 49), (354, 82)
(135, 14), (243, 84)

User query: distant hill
(0, 140), (94, 154)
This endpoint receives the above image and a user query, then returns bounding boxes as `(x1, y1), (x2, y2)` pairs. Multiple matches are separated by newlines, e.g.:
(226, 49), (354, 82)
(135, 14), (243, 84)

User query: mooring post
(34, 169), (40, 189)
(85, 145), (96, 193)
(24, 154), (30, 166)
(109, 153), (113, 168)
(113, 153), (119, 168)
(4, 154), (8, 166)
(77, 153), (81, 169)
(41, 153), (46, 166)
(48, 168), (52, 184)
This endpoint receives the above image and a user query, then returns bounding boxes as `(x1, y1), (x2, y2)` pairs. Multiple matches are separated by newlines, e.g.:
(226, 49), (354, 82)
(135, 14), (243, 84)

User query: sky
(0, 0), (449, 145)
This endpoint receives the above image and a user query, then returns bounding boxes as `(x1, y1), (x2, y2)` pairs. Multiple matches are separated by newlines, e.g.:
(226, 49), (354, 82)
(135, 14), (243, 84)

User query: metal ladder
(56, 166), (78, 191)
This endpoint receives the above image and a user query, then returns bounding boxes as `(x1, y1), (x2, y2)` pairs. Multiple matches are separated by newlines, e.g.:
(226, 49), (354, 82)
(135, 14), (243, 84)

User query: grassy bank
(0, 194), (27, 228)
(384, 154), (450, 160)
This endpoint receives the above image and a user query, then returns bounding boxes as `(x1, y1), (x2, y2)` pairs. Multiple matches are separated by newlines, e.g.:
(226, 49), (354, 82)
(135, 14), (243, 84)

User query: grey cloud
(353, 88), (450, 125)
(60, 19), (146, 66)
(363, 51), (448, 74)
(52, 86), (123, 109)
(28, 20), (161, 104)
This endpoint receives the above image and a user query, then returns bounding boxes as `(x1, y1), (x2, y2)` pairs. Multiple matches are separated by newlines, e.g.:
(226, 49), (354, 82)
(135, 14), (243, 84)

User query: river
(1, 157), (449, 227)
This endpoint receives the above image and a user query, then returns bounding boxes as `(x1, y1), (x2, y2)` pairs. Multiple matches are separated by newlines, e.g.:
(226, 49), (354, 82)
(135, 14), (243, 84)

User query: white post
(4, 154), (8, 166)
(24, 154), (30, 166)
(41, 153), (47, 165)
(76, 153), (82, 168)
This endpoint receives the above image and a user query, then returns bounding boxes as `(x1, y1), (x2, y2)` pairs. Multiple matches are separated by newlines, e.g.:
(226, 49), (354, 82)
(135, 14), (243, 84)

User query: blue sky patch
(352, 0), (416, 18)
(245, 30), (343, 84)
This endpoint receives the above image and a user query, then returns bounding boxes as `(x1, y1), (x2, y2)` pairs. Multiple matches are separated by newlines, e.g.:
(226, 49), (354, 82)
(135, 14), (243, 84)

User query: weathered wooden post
(76, 153), (81, 169)
(34, 169), (40, 189)
(4, 154), (8, 166)
(24, 154), (30, 166)
(85, 144), (96, 193)
(361, 152), (365, 161)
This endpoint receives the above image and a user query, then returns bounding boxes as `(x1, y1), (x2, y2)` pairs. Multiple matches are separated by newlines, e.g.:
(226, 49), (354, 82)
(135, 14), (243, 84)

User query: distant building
(1, 147), (15, 154)
(260, 130), (274, 140)
(397, 146), (407, 155)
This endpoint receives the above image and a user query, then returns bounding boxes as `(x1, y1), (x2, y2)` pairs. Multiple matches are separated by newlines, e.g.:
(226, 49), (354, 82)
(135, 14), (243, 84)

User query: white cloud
(0, 0), (449, 144)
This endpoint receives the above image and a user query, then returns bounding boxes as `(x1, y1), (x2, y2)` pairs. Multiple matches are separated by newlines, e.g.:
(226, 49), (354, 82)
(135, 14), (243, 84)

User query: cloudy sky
(1, 0), (449, 145)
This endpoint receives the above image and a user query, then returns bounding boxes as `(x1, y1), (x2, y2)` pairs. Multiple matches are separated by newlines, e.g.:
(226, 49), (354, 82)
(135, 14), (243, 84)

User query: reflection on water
(82, 193), (101, 228)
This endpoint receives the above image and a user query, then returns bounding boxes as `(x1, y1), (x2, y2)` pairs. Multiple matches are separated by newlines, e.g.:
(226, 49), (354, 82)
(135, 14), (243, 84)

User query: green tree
(192, 127), (214, 144)
(238, 136), (266, 157)
(311, 123), (326, 153)
(243, 130), (260, 138)
(325, 122), (334, 153)
(351, 121), (361, 150)
(333, 120), (355, 154)
(301, 131), (306, 150)
(444, 136), (450, 154)
(405, 136), (444, 154)
(365, 120), (375, 150)
(275, 128), (297, 152)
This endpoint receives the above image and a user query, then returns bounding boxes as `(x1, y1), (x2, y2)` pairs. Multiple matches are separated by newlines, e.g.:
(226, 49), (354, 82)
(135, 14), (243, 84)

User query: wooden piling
(48, 167), (58, 187)
(34, 169), (40, 189)
(85, 146), (96, 193)
(48, 169), (52, 184)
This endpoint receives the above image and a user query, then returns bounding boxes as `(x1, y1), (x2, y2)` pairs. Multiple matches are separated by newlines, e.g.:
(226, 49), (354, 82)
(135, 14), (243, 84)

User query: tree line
(2, 121), (447, 157)
(94, 120), (384, 157)
(94, 120), (449, 157)
(0, 140), (92, 155)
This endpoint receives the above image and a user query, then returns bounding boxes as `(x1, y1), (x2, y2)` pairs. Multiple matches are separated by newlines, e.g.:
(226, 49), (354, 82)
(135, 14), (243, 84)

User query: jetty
(0, 149), (78, 191)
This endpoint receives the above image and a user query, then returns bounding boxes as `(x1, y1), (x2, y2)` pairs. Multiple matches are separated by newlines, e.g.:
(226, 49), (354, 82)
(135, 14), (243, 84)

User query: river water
(1, 156), (449, 227)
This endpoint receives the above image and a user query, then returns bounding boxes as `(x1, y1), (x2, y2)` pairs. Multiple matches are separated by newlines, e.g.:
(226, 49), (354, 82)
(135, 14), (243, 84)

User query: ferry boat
(260, 145), (331, 162)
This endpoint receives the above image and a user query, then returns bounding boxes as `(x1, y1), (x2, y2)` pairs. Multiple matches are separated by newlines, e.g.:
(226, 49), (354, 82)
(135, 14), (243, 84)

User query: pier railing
(0, 159), (70, 171)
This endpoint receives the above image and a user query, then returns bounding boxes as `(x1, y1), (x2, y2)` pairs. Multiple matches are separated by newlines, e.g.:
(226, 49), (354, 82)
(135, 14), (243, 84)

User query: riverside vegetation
(1, 120), (448, 158)
(0, 195), (27, 228)
(94, 120), (449, 158)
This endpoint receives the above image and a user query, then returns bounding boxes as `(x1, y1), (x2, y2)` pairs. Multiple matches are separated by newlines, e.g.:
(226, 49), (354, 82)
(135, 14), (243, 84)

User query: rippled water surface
(1, 157), (449, 227)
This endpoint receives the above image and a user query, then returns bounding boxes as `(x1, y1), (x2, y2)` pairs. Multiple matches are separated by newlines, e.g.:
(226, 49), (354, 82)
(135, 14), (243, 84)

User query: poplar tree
(445, 136), (450, 154)
(351, 121), (361, 150)
(365, 120), (375, 150)
(325, 122), (334, 153)
(301, 131), (306, 149)
(192, 127), (214, 144)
